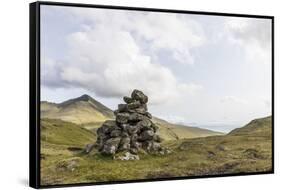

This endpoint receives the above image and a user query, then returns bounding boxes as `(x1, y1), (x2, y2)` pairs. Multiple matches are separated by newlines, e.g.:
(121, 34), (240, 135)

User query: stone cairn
(90, 89), (170, 160)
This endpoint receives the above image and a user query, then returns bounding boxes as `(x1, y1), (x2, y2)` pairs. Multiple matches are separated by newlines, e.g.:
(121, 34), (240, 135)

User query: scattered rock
(243, 148), (264, 159)
(113, 152), (140, 161)
(207, 151), (216, 158)
(215, 144), (227, 151)
(84, 144), (95, 153)
(56, 157), (81, 172)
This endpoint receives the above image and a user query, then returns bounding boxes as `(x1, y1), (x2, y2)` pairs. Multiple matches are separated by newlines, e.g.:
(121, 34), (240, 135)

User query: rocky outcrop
(89, 89), (170, 159)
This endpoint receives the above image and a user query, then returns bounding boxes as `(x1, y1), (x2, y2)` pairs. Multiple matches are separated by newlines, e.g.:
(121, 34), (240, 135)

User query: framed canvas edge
(30, 2), (41, 189)
(29, 1), (275, 189)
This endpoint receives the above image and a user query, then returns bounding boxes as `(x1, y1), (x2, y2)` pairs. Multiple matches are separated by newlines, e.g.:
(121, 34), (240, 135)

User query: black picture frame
(29, 1), (274, 189)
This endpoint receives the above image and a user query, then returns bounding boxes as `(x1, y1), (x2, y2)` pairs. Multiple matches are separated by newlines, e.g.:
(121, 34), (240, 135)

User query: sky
(40, 5), (272, 132)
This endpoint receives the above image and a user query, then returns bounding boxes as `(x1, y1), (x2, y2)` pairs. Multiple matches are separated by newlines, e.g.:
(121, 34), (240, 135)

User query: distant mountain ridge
(41, 94), (223, 140)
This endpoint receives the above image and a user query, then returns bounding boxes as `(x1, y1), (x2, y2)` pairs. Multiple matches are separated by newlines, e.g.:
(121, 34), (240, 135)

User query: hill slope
(41, 118), (96, 146)
(228, 116), (272, 137)
(41, 95), (113, 125)
(152, 117), (223, 140)
(41, 95), (223, 140)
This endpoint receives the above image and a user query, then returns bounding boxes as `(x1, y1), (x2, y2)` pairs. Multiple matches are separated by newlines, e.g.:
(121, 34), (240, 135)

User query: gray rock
(216, 144), (227, 151)
(129, 112), (145, 122)
(56, 158), (81, 172)
(85, 143), (95, 153)
(151, 142), (162, 151)
(114, 152), (140, 161)
(116, 113), (130, 124)
(127, 101), (141, 109)
(110, 129), (122, 137)
(153, 134), (162, 142)
(137, 117), (151, 128)
(139, 130), (154, 141)
(121, 131), (129, 137)
(119, 137), (131, 151)
(97, 120), (117, 135)
(131, 89), (148, 104)
(122, 124), (139, 135)
(130, 148), (139, 154)
(144, 112), (152, 119)
(131, 141), (142, 150)
(151, 123), (159, 132)
(159, 149), (172, 155)
(134, 104), (147, 114)
(113, 109), (119, 116)
(102, 137), (121, 155)
(130, 133), (139, 143)
(118, 104), (128, 112)
(123, 96), (134, 104)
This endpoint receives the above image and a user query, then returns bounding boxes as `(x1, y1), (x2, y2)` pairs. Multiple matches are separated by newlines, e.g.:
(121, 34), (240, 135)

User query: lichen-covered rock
(97, 120), (117, 135)
(101, 137), (121, 155)
(110, 129), (122, 137)
(139, 130), (154, 141)
(85, 143), (95, 153)
(123, 96), (134, 104)
(116, 113), (130, 124)
(138, 117), (152, 128)
(144, 112), (152, 119)
(56, 157), (81, 172)
(119, 137), (131, 151)
(129, 112), (145, 122)
(87, 89), (170, 159)
(153, 134), (162, 143)
(113, 152), (140, 161)
(131, 89), (148, 104)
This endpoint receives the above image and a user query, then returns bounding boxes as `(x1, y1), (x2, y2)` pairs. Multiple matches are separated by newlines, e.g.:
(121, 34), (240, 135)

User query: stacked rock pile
(93, 89), (169, 160)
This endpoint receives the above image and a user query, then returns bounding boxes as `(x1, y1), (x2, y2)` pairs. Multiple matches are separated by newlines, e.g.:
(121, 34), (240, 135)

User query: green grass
(40, 117), (272, 186)
(41, 118), (96, 146)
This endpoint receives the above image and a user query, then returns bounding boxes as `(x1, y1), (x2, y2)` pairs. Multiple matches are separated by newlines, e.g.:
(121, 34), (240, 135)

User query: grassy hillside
(40, 116), (272, 186)
(41, 95), (223, 140)
(228, 116), (272, 137)
(41, 118), (96, 146)
(152, 117), (223, 140)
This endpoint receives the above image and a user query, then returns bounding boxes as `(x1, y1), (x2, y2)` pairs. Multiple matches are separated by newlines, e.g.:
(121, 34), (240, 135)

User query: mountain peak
(57, 94), (114, 119)
(78, 94), (92, 101)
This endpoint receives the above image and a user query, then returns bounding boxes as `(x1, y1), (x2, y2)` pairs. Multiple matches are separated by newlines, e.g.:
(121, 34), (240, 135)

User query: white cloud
(68, 8), (205, 65)
(225, 17), (271, 65)
(220, 95), (247, 105)
(42, 8), (204, 105)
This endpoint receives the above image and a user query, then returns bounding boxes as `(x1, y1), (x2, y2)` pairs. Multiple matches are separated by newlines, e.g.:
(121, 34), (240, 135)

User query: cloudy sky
(40, 5), (272, 132)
